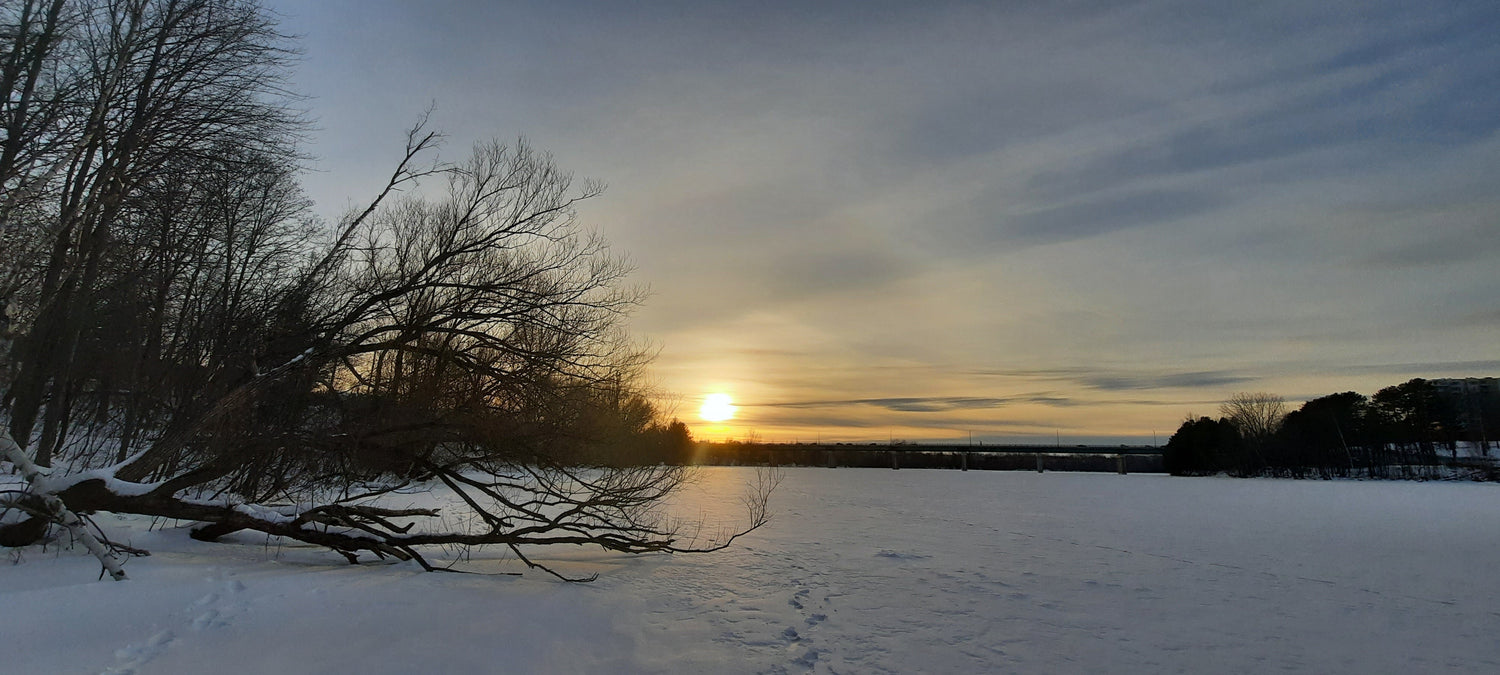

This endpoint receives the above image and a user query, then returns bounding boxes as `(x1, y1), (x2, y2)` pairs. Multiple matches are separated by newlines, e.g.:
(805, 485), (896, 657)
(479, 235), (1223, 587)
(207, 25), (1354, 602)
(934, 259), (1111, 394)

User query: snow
(33, 466), (166, 497)
(230, 503), (297, 525)
(5, 467), (1500, 673)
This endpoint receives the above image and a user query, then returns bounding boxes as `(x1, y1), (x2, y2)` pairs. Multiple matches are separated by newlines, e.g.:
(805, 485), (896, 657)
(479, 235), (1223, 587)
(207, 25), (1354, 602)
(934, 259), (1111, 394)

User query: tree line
(0, 0), (758, 580)
(1165, 379), (1499, 480)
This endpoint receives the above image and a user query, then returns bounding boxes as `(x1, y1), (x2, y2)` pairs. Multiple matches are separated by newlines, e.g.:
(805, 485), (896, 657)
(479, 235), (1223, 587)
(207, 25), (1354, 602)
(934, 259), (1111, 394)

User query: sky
(262, 0), (1500, 444)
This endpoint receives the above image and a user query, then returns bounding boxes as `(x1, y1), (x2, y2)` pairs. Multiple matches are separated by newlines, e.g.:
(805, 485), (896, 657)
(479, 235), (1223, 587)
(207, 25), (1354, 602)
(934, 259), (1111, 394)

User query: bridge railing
(692, 443), (1164, 474)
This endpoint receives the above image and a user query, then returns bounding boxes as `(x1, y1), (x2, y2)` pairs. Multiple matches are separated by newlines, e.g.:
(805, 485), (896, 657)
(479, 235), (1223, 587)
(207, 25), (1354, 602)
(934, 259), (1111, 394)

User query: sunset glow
(271, 1), (1500, 444)
(699, 393), (737, 422)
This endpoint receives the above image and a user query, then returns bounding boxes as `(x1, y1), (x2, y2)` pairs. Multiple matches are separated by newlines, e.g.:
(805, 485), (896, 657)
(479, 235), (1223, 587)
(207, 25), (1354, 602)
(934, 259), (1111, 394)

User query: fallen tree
(1, 0), (772, 581)
(2, 126), (776, 579)
(5, 430), (773, 581)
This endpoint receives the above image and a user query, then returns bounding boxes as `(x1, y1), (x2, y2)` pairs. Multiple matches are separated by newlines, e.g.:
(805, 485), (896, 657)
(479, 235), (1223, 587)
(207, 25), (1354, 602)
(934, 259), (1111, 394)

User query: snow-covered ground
(5, 468), (1500, 674)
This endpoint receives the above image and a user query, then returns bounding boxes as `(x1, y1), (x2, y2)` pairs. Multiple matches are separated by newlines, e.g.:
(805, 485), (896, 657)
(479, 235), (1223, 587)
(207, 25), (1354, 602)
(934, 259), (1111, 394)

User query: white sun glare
(699, 393), (737, 422)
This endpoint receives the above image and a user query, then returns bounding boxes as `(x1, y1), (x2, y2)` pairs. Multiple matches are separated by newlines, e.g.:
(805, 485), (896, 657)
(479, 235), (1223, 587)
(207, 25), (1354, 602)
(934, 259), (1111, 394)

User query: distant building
(1431, 378), (1500, 442)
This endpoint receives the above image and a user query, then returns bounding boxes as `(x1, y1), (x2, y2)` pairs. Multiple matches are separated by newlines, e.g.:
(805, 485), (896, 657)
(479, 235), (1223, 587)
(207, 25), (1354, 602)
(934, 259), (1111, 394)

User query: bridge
(693, 442), (1165, 473)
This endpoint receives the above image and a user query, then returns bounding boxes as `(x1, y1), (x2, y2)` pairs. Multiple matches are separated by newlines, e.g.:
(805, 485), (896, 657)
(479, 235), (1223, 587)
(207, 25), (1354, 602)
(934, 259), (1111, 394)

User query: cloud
(1322, 360), (1500, 377)
(761, 245), (926, 300)
(268, 0), (1500, 442)
(1079, 371), (1258, 392)
(1360, 215), (1500, 268)
(737, 407), (1082, 437)
(752, 393), (1206, 412)
(1000, 188), (1227, 245)
(965, 367), (1256, 392)
(749, 394), (1090, 413)
(755, 397), (1017, 412)
(1457, 310), (1500, 328)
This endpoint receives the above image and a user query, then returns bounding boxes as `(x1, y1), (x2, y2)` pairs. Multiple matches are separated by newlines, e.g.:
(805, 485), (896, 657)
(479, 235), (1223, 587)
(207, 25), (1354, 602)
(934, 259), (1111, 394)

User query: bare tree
(2, 1), (772, 581)
(0, 0), (76, 219)
(3, 0), (301, 465)
(1218, 392), (1287, 475)
(4, 124), (772, 581)
(1219, 392), (1288, 442)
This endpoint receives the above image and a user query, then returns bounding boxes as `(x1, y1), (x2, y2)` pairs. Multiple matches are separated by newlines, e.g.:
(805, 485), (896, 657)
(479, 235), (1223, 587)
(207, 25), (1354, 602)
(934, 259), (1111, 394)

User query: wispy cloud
(269, 0), (1500, 442)
(966, 367), (1257, 392)
(1321, 360), (1500, 377)
(1079, 371), (1258, 392)
(754, 396), (1062, 413)
(1003, 188), (1227, 245)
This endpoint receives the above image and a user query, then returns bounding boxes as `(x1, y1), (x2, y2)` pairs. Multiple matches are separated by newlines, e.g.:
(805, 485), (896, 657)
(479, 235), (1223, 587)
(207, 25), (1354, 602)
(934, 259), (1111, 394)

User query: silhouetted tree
(1174, 379), (1498, 480)
(3, 0), (302, 468)
(1368, 379), (1459, 476)
(1217, 392), (1286, 476)
(1164, 416), (1239, 476)
(1276, 392), (1368, 478)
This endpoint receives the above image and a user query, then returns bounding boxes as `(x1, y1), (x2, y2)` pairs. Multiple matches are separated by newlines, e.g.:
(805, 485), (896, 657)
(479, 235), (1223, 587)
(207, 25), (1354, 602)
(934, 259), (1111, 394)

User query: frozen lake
(6, 468), (1500, 673)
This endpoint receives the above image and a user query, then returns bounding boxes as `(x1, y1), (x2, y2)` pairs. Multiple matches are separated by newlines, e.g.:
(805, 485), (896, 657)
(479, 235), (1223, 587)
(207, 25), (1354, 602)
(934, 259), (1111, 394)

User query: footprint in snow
(122, 581), (241, 673)
(184, 579), (249, 631)
(191, 609), (220, 631)
(100, 629), (175, 675)
(792, 647), (821, 667)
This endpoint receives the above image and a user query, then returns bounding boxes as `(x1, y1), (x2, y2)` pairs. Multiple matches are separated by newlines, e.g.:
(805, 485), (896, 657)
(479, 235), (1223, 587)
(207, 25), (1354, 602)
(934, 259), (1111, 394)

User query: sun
(699, 393), (737, 422)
